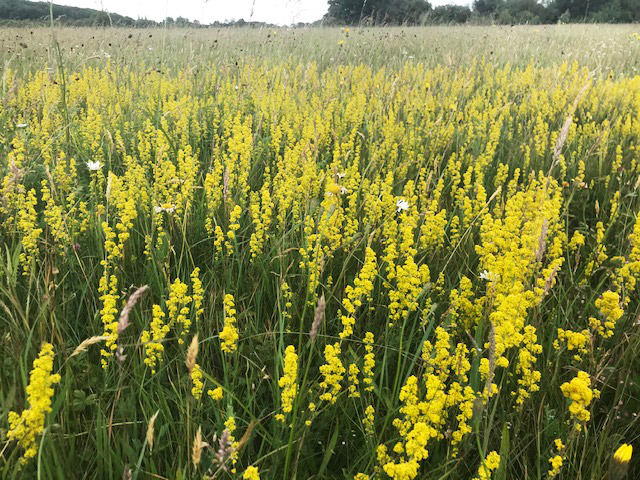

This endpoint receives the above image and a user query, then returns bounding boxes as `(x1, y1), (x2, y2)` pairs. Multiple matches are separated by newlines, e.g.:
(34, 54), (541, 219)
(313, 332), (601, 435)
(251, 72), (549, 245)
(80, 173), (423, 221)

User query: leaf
(496, 421), (510, 480)
(317, 420), (340, 478)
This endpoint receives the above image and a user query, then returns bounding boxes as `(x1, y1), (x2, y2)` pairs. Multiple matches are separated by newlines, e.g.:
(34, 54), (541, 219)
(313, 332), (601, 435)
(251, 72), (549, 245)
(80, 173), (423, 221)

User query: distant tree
(325, 0), (432, 25)
(473, 0), (505, 16)
(429, 5), (472, 23)
(589, 0), (640, 21)
(547, 0), (608, 20)
(501, 0), (552, 23)
(546, 0), (640, 22)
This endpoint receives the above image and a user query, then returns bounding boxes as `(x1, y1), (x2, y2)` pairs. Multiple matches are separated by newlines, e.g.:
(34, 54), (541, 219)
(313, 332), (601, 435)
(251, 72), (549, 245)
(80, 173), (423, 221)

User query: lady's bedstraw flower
(7, 343), (61, 464)
(319, 343), (345, 403)
(276, 345), (298, 422)
(474, 451), (500, 480)
(141, 304), (169, 373)
(243, 466), (260, 480)
(220, 293), (238, 353)
(593, 290), (623, 337)
(548, 438), (566, 477)
(208, 387), (223, 401)
(363, 332), (375, 392)
(560, 371), (595, 429)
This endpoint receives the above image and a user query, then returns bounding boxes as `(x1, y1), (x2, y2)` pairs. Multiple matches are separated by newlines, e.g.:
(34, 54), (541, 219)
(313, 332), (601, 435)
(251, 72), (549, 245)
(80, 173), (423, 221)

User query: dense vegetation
(0, 0), (154, 27)
(1, 0), (639, 27)
(1, 25), (639, 479)
(0, 0), (276, 27)
(325, 0), (640, 24)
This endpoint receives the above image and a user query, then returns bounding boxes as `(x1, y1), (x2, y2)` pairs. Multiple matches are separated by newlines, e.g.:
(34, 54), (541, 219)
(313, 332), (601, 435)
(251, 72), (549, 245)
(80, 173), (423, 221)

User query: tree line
(1, 0), (638, 27)
(0, 0), (282, 28)
(325, 0), (640, 24)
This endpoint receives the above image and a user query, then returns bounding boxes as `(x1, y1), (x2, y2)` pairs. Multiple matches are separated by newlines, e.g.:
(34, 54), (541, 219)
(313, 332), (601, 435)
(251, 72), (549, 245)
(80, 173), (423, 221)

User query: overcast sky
(52, 0), (471, 25)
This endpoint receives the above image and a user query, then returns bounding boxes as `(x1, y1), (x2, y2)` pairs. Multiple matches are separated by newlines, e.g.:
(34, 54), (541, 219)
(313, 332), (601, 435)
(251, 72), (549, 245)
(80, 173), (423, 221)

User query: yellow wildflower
(7, 343), (61, 464)
(220, 293), (239, 353)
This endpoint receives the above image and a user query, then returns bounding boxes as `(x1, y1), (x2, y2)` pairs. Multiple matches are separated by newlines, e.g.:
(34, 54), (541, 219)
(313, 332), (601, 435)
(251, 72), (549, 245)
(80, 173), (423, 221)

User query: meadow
(1, 24), (640, 479)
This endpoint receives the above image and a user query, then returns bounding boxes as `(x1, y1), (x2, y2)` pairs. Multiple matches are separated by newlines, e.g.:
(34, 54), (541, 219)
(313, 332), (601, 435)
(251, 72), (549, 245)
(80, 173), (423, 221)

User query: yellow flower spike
(220, 293), (239, 353)
(560, 371), (594, 429)
(141, 304), (170, 373)
(190, 364), (204, 399)
(277, 345), (298, 421)
(7, 343), (61, 464)
(319, 343), (345, 404)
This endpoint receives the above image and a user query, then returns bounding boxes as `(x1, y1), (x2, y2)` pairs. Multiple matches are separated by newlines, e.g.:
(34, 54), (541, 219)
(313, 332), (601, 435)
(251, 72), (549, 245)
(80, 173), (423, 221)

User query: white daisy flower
(396, 199), (409, 212)
(480, 270), (499, 282)
(154, 204), (175, 214)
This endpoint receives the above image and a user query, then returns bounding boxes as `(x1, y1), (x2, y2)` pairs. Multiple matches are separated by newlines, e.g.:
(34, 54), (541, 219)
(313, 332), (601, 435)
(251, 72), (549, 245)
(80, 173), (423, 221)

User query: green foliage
(428, 5), (472, 24)
(326, 0), (432, 25)
(1, 23), (640, 480)
(0, 0), (141, 26)
(327, 0), (640, 25)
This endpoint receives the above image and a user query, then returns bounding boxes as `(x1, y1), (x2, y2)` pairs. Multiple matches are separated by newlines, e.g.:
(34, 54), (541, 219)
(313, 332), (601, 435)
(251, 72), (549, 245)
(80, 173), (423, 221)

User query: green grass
(0, 24), (640, 480)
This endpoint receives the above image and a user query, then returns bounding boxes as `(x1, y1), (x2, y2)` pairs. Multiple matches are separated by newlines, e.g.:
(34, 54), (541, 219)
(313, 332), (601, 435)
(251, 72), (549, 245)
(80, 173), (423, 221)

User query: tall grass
(0, 23), (639, 480)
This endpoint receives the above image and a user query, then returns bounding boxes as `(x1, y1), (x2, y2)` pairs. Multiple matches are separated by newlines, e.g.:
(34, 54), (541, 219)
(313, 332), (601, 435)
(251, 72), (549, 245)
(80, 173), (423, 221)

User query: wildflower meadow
(1, 24), (640, 479)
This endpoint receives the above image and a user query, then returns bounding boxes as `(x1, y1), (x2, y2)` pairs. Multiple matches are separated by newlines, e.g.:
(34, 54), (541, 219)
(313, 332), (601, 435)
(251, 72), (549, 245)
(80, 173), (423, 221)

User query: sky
(52, 0), (471, 25)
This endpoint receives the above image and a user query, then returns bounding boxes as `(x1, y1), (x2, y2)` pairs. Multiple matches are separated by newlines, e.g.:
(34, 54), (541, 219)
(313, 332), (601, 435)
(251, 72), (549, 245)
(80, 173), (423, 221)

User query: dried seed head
(223, 166), (230, 205)
(541, 265), (560, 299)
(192, 426), (204, 467)
(106, 172), (113, 202)
(552, 80), (590, 167)
(535, 219), (549, 263)
(118, 285), (149, 335)
(310, 293), (326, 342)
(70, 335), (110, 358)
(146, 410), (160, 452)
(186, 335), (199, 373)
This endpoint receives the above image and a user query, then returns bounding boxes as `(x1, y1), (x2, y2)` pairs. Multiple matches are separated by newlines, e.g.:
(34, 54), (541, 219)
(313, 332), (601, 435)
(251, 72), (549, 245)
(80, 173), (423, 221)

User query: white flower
(16, 123), (28, 128)
(396, 199), (409, 212)
(154, 204), (175, 214)
(479, 270), (499, 282)
(87, 161), (102, 171)
(336, 172), (346, 179)
(340, 186), (349, 195)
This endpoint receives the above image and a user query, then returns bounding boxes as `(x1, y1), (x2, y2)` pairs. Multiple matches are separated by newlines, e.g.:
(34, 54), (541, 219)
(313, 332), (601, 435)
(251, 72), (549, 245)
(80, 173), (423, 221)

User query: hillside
(0, 0), (156, 26)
